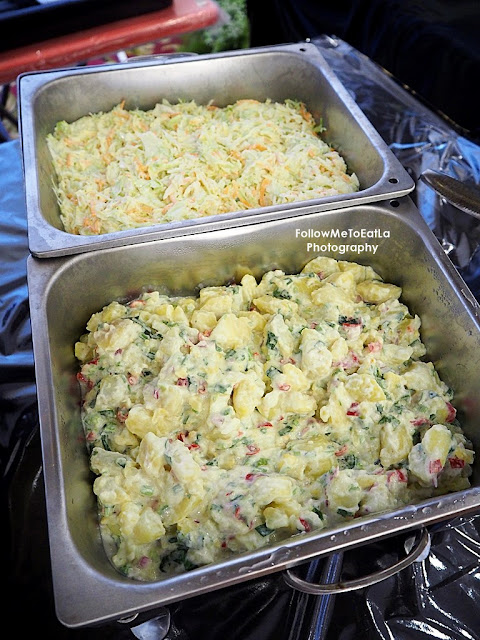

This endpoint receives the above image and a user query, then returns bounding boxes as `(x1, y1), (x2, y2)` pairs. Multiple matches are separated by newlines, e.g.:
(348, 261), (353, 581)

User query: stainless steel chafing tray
(27, 198), (480, 628)
(18, 42), (414, 258)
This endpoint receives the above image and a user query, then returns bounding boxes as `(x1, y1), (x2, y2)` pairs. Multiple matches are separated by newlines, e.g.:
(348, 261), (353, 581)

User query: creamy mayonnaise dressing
(75, 257), (474, 580)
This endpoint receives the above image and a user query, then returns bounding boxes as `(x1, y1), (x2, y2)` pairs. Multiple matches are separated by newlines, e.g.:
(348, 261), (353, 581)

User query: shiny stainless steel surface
(27, 198), (480, 628)
(284, 528), (430, 594)
(18, 42), (414, 258)
(420, 169), (480, 220)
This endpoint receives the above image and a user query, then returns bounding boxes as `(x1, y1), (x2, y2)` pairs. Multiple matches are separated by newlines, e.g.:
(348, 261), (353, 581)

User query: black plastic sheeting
(2, 35), (480, 639)
(247, 0), (480, 141)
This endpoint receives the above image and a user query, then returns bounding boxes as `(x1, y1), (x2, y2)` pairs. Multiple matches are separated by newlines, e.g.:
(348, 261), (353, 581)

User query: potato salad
(74, 257), (474, 580)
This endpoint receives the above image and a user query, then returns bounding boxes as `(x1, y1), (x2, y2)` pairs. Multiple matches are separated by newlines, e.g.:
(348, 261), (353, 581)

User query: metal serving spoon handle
(420, 169), (480, 221)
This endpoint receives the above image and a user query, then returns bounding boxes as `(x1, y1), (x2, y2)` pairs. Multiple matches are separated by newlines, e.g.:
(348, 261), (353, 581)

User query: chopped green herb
(255, 524), (274, 537)
(273, 289), (291, 299)
(266, 331), (278, 350)
(343, 454), (357, 469)
(279, 425), (292, 436)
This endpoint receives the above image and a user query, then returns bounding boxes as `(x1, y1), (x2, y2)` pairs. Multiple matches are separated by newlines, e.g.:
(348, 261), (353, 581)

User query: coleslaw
(46, 99), (360, 235)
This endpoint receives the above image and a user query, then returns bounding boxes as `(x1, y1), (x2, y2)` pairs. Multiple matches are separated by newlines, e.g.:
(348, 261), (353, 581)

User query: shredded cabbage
(46, 99), (360, 236)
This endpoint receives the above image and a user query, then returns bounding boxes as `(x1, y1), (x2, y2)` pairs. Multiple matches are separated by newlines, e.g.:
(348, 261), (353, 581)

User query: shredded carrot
(299, 102), (313, 123)
(259, 177), (271, 207)
(237, 194), (251, 207)
(104, 129), (115, 148)
(247, 143), (267, 151)
(135, 160), (150, 180)
(83, 216), (100, 233)
(230, 150), (245, 164)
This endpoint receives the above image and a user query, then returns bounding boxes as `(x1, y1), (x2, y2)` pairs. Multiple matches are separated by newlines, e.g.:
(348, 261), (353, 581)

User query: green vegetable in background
(180, 0), (250, 53)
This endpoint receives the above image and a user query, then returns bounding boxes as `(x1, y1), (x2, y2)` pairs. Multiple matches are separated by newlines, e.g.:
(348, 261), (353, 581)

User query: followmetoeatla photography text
(296, 228), (390, 255)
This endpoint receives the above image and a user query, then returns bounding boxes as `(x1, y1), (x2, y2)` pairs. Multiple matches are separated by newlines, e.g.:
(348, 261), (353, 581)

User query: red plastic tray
(0, 0), (220, 85)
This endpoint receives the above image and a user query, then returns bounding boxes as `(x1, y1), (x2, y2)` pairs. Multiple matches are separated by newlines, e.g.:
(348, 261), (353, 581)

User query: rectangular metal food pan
(18, 42), (414, 258)
(27, 197), (480, 628)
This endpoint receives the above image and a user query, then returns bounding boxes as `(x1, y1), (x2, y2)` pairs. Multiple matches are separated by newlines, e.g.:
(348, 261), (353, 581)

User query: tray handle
(283, 527), (430, 595)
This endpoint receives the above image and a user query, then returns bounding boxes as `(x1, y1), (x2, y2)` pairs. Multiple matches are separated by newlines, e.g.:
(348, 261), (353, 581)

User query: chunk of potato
(356, 281), (401, 304)
(380, 422), (412, 467)
(345, 373), (386, 402)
